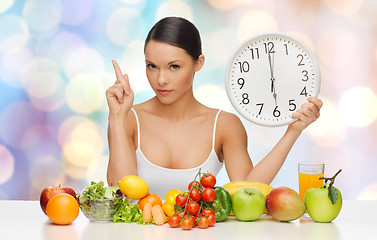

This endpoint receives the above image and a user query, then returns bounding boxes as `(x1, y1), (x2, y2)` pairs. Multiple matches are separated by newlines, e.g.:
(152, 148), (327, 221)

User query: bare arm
(244, 126), (300, 183)
(106, 60), (137, 185)
(106, 113), (137, 186)
(222, 97), (323, 184)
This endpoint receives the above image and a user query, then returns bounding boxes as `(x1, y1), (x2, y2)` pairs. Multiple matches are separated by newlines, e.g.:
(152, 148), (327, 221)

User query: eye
(147, 64), (157, 70)
(170, 64), (180, 70)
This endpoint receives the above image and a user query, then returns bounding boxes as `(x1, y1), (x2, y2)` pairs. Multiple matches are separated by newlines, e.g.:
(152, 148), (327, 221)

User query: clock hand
(268, 51), (274, 78)
(272, 84), (277, 106)
(268, 51), (277, 106)
(268, 51), (274, 93)
(271, 77), (274, 93)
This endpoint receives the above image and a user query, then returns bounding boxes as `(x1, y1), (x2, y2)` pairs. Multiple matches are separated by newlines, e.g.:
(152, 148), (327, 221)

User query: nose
(157, 70), (168, 86)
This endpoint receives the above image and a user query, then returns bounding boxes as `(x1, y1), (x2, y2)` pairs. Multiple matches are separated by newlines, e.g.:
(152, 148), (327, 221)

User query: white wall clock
(225, 32), (321, 127)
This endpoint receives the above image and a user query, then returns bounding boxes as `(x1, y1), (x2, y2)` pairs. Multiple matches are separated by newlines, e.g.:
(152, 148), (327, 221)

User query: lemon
(118, 175), (149, 199)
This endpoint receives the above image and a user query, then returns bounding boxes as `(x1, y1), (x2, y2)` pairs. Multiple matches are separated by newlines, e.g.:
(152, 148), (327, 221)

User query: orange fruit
(46, 193), (79, 225)
(138, 193), (162, 210)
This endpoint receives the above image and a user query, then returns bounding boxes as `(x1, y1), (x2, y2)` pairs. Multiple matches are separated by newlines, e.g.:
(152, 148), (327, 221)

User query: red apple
(266, 186), (306, 222)
(40, 185), (76, 215)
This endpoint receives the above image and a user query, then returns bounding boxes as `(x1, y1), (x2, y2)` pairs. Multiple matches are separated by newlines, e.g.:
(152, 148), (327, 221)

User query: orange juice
(298, 173), (324, 201)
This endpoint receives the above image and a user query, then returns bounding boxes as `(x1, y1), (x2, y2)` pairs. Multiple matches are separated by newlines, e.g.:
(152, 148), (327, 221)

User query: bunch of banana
(223, 181), (274, 214)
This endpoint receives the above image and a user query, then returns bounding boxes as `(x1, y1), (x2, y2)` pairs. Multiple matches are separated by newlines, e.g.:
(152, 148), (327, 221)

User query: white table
(1, 200), (376, 239)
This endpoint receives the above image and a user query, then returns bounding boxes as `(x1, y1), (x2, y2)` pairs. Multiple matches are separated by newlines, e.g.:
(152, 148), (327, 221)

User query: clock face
(225, 32), (321, 127)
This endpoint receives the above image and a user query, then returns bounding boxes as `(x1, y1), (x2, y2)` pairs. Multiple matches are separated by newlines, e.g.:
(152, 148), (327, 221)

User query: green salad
(77, 181), (124, 221)
(77, 181), (149, 224)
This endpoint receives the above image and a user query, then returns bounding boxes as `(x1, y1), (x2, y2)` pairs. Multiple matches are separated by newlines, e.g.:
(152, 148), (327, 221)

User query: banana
(223, 181), (274, 197)
(223, 181), (274, 215)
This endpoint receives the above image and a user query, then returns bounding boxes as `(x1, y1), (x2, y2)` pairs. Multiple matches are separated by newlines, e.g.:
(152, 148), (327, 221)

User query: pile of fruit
(40, 185), (79, 225)
(226, 169), (343, 223)
(40, 168), (343, 227)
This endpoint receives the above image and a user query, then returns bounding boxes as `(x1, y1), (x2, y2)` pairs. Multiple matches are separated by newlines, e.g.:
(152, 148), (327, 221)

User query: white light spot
(194, 84), (231, 110)
(339, 87), (377, 127)
(106, 8), (144, 46)
(64, 47), (105, 79)
(0, 0), (14, 13)
(22, 0), (62, 32)
(156, 0), (193, 22)
(65, 74), (105, 114)
(237, 11), (278, 41)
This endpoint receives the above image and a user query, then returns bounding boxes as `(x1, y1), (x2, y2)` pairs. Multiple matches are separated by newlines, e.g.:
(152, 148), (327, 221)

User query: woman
(106, 17), (322, 198)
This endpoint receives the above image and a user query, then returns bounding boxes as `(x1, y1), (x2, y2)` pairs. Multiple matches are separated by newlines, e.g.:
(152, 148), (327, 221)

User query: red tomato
(175, 194), (187, 207)
(188, 215), (196, 226)
(188, 181), (201, 191)
(189, 188), (202, 202)
(201, 174), (216, 188)
(177, 210), (187, 218)
(181, 219), (193, 230)
(186, 202), (200, 216)
(168, 215), (181, 228)
(201, 208), (215, 216)
(202, 188), (216, 202)
(197, 216), (209, 229)
(207, 214), (216, 227)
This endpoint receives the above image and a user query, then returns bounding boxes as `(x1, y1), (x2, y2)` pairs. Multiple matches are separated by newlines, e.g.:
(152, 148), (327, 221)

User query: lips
(157, 89), (172, 95)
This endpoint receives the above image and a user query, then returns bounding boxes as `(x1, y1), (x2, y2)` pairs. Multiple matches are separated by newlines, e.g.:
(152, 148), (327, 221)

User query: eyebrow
(145, 60), (182, 65)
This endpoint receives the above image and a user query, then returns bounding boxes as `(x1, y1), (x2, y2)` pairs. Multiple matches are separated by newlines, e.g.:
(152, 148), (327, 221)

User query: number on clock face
(225, 32), (321, 127)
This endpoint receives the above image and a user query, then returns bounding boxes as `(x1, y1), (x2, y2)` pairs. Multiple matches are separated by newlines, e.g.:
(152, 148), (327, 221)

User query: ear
(194, 54), (205, 72)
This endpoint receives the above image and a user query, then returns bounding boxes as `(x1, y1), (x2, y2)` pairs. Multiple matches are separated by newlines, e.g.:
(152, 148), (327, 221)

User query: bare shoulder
(217, 111), (247, 139)
(218, 111), (245, 129)
(127, 100), (152, 124)
(125, 102), (152, 147)
(132, 98), (158, 116)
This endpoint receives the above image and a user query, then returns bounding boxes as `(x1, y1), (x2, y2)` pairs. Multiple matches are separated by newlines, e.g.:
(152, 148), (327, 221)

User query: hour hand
(273, 91), (277, 106)
(271, 77), (275, 93)
(271, 79), (277, 106)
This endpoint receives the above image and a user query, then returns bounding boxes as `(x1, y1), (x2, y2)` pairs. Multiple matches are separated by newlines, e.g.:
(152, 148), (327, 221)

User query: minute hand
(268, 50), (274, 81)
(268, 51), (277, 106)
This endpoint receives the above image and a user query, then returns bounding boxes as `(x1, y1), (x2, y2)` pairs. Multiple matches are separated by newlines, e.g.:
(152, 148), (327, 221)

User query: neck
(152, 88), (201, 121)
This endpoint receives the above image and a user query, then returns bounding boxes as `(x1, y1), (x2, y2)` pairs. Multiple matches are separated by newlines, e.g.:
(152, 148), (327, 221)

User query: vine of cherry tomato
(168, 170), (217, 230)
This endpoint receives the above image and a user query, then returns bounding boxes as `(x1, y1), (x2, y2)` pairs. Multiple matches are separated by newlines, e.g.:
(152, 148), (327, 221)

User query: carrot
(143, 203), (152, 223)
(162, 208), (167, 223)
(151, 204), (166, 225)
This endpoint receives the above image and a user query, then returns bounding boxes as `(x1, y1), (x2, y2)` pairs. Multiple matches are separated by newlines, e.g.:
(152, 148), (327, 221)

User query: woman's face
(144, 40), (204, 105)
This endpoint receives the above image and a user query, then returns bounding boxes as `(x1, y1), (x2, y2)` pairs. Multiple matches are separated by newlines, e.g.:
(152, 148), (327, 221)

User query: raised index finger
(112, 60), (124, 83)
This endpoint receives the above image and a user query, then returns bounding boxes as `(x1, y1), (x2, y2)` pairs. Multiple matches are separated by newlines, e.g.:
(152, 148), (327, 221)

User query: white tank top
(131, 108), (223, 200)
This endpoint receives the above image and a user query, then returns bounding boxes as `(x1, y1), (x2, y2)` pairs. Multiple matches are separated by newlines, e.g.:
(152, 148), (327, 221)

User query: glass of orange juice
(298, 162), (325, 201)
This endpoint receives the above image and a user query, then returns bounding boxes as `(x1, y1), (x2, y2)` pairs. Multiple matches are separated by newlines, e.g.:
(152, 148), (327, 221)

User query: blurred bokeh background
(0, 0), (376, 200)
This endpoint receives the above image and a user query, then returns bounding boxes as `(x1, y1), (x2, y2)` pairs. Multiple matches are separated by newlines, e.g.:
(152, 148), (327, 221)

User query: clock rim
(224, 31), (321, 127)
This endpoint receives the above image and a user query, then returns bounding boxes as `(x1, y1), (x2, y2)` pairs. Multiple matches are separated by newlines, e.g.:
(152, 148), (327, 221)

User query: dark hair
(144, 17), (202, 60)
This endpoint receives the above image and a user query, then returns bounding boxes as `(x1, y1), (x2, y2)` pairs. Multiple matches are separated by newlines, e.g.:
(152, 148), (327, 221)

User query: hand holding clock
(289, 97), (323, 133)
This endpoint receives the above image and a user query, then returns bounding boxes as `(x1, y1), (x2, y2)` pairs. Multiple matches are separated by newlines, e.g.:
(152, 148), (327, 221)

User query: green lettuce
(112, 200), (152, 224)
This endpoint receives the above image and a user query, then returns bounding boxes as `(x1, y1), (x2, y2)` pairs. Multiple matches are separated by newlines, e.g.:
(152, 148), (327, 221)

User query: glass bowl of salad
(77, 181), (124, 222)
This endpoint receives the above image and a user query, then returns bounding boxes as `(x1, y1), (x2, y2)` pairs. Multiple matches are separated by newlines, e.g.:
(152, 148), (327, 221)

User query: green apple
(305, 186), (342, 223)
(231, 188), (265, 221)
